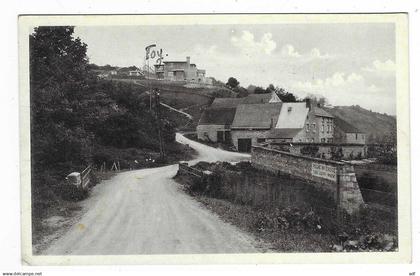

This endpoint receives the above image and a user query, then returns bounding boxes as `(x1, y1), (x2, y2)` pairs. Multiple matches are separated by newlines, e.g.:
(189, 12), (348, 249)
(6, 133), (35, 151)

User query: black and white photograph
(17, 14), (410, 265)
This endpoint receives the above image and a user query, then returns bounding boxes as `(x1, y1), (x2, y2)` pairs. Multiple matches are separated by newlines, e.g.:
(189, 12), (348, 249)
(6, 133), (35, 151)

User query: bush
(300, 145), (319, 157)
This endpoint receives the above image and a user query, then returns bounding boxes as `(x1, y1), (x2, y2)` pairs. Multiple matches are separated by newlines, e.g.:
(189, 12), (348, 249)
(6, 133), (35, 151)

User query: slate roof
(275, 102), (309, 129)
(334, 116), (363, 134)
(241, 93), (276, 104)
(210, 98), (244, 108)
(198, 107), (237, 125)
(313, 106), (334, 118)
(231, 103), (282, 129)
(210, 93), (280, 109)
(268, 128), (302, 139)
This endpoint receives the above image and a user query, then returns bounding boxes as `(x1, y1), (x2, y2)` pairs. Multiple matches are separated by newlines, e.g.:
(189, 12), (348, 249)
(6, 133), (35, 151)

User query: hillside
(30, 27), (196, 223)
(326, 105), (396, 143)
(114, 79), (238, 129)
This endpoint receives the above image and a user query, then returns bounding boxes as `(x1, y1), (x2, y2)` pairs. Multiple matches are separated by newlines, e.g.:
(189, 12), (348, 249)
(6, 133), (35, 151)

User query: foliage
(254, 86), (267, 94)
(30, 26), (188, 208)
(226, 77), (240, 89)
(253, 84), (298, 102)
(304, 94), (328, 107)
(300, 145), (320, 157)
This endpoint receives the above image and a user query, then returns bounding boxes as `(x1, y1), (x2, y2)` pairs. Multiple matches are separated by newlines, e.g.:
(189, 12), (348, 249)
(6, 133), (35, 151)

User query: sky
(74, 23), (396, 115)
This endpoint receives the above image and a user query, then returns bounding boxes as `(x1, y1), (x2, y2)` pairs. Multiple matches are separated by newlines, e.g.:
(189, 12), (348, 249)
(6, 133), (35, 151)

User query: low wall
(267, 142), (367, 160)
(251, 146), (365, 214)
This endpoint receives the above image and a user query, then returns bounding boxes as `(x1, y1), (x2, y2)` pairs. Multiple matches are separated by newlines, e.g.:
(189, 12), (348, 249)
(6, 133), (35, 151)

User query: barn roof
(198, 107), (237, 125)
(313, 106), (334, 118)
(231, 103), (282, 129)
(210, 98), (243, 108)
(210, 92), (281, 109)
(268, 128), (302, 138)
(241, 93), (277, 104)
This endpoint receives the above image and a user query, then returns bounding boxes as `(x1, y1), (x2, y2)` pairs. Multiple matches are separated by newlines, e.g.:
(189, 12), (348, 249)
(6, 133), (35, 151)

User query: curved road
(44, 134), (261, 255)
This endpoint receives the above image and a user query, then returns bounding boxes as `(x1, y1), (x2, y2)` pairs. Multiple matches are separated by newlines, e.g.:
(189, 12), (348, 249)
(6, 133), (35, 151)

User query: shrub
(300, 145), (319, 157)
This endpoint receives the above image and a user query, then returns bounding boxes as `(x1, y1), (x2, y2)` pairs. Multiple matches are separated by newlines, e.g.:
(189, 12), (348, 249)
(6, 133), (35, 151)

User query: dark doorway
(225, 131), (231, 144)
(237, 138), (252, 152)
(217, 131), (224, 142)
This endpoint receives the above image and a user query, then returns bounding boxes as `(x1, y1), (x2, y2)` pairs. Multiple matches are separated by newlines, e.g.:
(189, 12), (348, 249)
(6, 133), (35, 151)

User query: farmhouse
(196, 92), (281, 143)
(230, 100), (336, 152)
(231, 103), (282, 152)
(197, 93), (365, 153)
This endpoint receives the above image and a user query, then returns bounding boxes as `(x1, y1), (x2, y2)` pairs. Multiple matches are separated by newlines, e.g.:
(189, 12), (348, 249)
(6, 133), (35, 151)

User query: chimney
(305, 98), (312, 110)
(186, 56), (190, 67)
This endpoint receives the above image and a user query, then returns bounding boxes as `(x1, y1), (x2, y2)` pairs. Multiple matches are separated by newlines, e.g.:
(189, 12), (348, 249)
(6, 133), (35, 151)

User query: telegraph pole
(153, 88), (166, 160)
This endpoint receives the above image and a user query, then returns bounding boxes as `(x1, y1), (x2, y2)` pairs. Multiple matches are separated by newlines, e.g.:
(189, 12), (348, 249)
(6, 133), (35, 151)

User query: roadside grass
(195, 196), (334, 252)
(31, 170), (117, 254)
(175, 161), (398, 253)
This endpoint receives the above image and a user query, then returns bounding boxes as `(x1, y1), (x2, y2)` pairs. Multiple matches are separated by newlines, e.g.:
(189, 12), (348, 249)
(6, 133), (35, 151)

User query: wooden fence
(81, 164), (92, 190)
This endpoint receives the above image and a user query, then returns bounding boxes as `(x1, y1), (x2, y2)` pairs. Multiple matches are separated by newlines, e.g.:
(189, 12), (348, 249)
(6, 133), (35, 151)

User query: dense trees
(30, 26), (181, 207)
(253, 83), (298, 102)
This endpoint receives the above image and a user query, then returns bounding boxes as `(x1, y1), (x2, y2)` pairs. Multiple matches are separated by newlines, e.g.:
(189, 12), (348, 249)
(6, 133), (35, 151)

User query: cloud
(231, 31), (277, 56)
(290, 71), (394, 114)
(310, 48), (331, 59)
(292, 72), (378, 95)
(362, 59), (395, 73)
(281, 44), (301, 57)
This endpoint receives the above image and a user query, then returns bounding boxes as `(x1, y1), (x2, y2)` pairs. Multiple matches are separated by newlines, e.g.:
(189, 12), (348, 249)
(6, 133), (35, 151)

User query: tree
(30, 26), (91, 178)
(304, 94), (328, 107)
(254, 86), (267, 94)
(274, 87), (298, 102)
(226, 77), (239, 89)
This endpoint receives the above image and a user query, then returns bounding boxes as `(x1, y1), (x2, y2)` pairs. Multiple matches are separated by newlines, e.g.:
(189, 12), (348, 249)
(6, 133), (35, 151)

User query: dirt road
(44, 134), (260, 255)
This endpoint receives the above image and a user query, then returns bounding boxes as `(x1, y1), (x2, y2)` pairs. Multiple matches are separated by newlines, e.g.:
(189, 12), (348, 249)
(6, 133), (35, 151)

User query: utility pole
(153, 88), (166, 160)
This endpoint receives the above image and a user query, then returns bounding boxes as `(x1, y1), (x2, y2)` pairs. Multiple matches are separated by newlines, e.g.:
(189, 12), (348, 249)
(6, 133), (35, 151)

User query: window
(321, 124), (324, 133)
(311, 138), (315, 143)
(321, 138), (325, 143)
(257, 138), (266, 143)
(306, 123), (309, 132)
(312, 123), (316, 133)
(355, 133), (358, 140)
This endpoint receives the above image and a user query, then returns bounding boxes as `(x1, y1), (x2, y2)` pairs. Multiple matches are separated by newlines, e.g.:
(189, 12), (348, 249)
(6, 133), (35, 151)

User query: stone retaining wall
(251, 146), (365, 214)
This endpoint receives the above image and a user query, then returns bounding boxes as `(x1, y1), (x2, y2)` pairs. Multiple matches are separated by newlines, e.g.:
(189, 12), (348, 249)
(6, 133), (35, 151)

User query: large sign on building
(311, 162), (337, 182)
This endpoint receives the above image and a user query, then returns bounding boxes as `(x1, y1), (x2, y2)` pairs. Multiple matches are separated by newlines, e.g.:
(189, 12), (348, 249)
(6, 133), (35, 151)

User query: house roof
(275, 102), (309, 129)
(268, 128), (302, 139)
(198, 107), (237, 125)
(210, 98), (244, 108)
(210, 93), (281, 109)
(313, 106), (334, 118)
(241, 92), (281, 104)
(334, 116), (363, 134)
(231, 103), (282, 129)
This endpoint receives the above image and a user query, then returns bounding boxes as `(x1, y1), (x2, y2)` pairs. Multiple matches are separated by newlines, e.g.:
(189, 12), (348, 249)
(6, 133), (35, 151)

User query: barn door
(238, 138), (252, 152)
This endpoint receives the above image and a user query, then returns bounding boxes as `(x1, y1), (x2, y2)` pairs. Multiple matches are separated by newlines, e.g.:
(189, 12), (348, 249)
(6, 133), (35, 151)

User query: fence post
(336, 165), (342, 224)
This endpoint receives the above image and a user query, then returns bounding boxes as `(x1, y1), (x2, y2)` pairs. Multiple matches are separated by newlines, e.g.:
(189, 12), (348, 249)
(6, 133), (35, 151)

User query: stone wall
(197, 124), (228, 142)
(231, 129), (271, 150)
(267, 142), (367, 160)
(251, 146), (365, 214)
